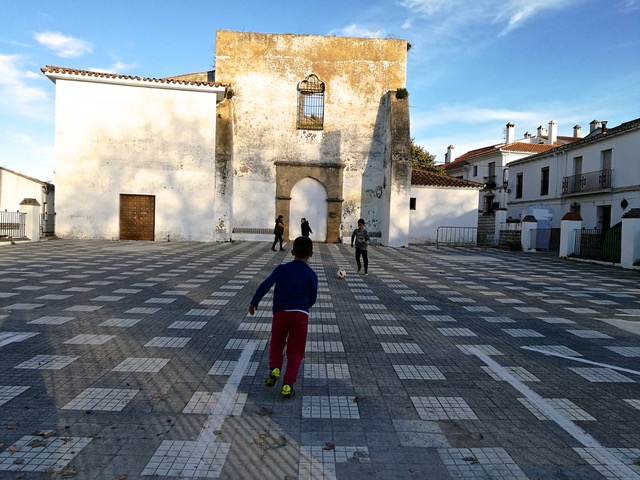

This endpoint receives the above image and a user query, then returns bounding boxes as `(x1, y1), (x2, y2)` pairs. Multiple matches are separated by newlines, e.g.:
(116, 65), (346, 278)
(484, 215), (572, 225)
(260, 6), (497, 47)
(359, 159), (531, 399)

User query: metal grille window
(297, 74), (324, 130)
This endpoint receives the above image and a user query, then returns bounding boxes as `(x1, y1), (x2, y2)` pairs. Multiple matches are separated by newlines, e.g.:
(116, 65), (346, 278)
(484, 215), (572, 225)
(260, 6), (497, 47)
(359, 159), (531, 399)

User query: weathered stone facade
(215, 30), (411, 245)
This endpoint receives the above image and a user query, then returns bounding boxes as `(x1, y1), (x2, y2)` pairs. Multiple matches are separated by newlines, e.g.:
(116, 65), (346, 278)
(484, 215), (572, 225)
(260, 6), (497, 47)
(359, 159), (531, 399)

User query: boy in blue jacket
(249, 236), (318, 398)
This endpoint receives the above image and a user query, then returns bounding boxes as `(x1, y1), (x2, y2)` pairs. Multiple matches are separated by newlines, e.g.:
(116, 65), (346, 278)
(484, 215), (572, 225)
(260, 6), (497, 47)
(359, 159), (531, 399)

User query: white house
(409, 170), (483, 244)
(443, 121), (580, 214)
(506, 118), (640, 230)
(0, 166), (55, 239)
(0, 166), (53, 213)
(43, 30), (412, 246)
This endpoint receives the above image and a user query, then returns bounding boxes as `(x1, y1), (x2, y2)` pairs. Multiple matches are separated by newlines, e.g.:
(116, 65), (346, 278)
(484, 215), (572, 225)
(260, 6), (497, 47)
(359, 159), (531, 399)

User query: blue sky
(1, 0), (639, 182)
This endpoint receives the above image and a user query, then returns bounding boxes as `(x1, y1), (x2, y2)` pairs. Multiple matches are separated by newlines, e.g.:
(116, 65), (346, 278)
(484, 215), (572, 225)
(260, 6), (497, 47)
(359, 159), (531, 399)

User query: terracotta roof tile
(500, 142), (560, 153)
(444, 135), (581, 170)
(449, 145), (498, 164)
(412, 170), (483, 188)
(41, 66), (227, 88)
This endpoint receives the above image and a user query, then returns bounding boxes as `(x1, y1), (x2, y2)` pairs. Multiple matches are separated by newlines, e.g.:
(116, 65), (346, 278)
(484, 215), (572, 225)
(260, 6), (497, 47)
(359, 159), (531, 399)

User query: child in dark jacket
(351, 218), (370, 275)
(249, 236), (318, 398)
(271, 215), (285, 251)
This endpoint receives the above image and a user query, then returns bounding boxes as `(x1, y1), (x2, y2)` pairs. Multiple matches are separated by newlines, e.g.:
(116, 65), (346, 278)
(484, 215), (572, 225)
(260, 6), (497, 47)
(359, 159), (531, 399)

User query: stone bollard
(20, 198), (41, 242)
(559, 212), (582, 258)
(520, 215), (537, 252)
(620, 208), (640, 269)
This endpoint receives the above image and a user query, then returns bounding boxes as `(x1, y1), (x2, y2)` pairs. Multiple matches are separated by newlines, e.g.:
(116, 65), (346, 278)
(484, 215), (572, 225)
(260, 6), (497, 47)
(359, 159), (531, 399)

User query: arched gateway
(274, 162), (343, 243)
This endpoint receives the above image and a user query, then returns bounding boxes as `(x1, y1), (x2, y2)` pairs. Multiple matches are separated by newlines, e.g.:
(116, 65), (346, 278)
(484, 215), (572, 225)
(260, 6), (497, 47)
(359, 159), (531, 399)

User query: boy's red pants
(270, 310), (309, 386)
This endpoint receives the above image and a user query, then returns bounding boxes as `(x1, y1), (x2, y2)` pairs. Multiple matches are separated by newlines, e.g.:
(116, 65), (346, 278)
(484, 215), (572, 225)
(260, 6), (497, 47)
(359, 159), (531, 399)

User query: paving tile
(1, 240), (639, 480)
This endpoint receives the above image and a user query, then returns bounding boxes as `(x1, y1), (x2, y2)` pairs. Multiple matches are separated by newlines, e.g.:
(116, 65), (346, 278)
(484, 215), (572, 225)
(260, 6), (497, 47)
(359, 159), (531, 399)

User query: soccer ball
(337, 269), (347, 279)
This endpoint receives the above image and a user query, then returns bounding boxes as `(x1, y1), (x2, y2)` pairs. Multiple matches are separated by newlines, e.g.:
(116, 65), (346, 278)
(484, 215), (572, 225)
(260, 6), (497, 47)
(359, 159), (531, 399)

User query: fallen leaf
(257, 407), (273, 416)
(13, 458), (24, 464)
(352, 396), (362, 403)
(462, 456), (479, 464)
(28, 440), (47, 448)
(9, 446), (21, 453)
(323, 442), (335, 451)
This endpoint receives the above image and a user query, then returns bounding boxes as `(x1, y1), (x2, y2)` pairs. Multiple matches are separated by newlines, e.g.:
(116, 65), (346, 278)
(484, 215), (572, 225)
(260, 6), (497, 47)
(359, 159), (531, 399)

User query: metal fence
(40, 213), (55, 237)
(0, 211), (25, 238)
(436, 226), (486, 247)
(574, 227), (621, 263)
(498, 222), (521, 249)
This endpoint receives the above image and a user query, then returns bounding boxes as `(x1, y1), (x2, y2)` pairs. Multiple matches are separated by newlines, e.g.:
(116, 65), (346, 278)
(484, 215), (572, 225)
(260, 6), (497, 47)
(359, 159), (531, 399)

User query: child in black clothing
(351, 218), (370, 275)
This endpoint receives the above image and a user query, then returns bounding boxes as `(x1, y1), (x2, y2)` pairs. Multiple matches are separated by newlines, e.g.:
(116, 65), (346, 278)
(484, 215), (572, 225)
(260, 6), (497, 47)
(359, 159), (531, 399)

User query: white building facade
(409, 170), (482, 244)
(43, 31), (412, 245)
(506, 118), (640, 230)
(444, 121), (579, 215)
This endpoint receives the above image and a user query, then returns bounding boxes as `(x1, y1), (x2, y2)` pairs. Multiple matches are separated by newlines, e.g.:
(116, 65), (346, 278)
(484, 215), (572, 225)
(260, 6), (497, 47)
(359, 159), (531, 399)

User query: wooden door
(120, 194), (155, 240)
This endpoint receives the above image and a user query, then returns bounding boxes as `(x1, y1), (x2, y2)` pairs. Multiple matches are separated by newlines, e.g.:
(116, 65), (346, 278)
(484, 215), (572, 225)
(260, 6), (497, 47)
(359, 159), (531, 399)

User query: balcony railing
(562, 169), (612, 195)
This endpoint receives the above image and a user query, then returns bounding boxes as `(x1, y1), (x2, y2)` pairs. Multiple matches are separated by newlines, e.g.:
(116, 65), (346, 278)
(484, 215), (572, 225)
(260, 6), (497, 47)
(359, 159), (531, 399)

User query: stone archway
(274, 162), (343, 243)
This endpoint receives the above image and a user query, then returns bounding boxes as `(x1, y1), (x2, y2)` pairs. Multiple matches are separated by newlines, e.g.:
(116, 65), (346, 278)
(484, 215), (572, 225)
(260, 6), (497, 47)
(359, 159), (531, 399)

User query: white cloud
(0, 54), (48, 113)
(330, 24), (382, 38)
(616, 0), (640, 12)
(400, 0), (579, 37)
(35, 31), (93, 58)
(89, 55), (136, 74)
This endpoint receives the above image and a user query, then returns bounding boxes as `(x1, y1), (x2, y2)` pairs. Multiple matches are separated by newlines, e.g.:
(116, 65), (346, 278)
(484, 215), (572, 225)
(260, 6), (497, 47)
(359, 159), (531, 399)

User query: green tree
(411, 139), (443, 172)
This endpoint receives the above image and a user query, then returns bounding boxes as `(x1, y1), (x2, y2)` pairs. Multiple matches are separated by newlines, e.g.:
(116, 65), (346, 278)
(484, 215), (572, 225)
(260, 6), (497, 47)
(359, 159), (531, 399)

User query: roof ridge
(41, 65), (226, 88)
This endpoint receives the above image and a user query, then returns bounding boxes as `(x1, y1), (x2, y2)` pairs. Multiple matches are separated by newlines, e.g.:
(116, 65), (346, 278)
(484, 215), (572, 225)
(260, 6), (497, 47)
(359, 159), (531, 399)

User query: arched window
(297, 74), (324, 130)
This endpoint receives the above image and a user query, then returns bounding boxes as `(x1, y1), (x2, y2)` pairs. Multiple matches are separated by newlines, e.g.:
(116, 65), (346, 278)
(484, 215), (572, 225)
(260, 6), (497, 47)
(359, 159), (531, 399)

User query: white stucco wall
(409, 186), (480, 244)
(51, 75), (223, 240)
(0, 168), (50, 213)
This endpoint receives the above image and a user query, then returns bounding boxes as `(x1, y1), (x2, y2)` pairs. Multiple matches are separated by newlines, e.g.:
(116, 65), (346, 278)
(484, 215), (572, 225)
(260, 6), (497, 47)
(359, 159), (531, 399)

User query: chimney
(445, 145), (456, 164)
(573, 125), (582, 138)
(601, 121), (608, 134)
(537, 125), (547, 137)
(505, 122), (515, 144)
(548, 120), (558, 144)
(590, 119), (600, 133)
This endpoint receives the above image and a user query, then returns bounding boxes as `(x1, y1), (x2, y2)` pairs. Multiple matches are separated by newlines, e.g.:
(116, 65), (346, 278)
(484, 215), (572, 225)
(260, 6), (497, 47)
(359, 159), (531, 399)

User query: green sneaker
(265, 368), (280, 387)
(281, 384), (295, 398)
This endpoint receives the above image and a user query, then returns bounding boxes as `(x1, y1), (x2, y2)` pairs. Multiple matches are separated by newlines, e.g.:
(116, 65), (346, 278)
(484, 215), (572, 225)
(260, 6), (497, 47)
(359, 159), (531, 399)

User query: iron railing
(498, 222), (521, 249)
(573, 227), (621, 263)
(40, 213), (55, 237)
(0, 211), (25, 238)
(436, 226), (486, 247)
(562, 169), (612, 195)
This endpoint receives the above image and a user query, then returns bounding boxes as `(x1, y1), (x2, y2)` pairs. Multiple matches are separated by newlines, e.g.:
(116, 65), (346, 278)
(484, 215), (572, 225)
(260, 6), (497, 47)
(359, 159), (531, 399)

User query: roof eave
(42, 67), (228, 101)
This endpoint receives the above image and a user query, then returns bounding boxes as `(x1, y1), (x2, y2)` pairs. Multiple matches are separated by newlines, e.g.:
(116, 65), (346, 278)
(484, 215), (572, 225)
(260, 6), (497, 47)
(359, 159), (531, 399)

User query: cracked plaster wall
(214, 30), (408, 242)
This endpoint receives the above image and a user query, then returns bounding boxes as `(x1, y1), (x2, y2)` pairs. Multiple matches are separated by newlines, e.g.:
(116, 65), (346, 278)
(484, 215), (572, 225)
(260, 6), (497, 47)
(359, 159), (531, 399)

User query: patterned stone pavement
(0, 239), (639, 480)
